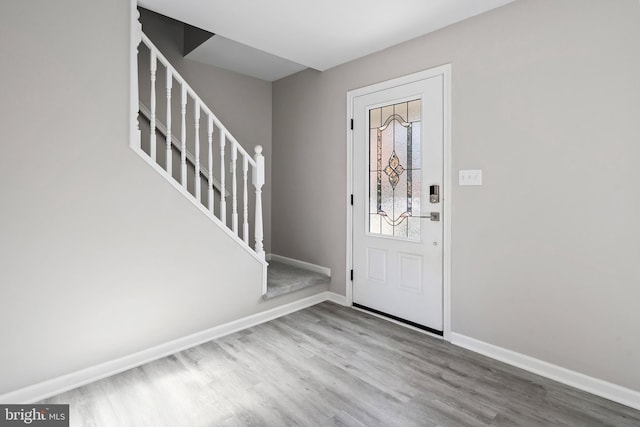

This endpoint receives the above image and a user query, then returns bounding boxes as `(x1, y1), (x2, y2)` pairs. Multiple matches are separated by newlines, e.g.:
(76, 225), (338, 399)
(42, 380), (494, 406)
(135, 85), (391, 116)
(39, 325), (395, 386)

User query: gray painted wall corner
(271, 0), (640, 392)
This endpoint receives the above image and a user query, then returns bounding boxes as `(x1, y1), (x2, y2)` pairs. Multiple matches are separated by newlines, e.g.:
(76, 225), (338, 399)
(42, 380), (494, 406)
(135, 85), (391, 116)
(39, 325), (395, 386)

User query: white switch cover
(459, 169), (483, 186)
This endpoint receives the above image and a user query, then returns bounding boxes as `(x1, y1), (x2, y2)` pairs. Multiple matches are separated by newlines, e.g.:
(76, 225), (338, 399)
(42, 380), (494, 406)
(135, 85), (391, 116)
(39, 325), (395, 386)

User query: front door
(352, 73), (444, 333)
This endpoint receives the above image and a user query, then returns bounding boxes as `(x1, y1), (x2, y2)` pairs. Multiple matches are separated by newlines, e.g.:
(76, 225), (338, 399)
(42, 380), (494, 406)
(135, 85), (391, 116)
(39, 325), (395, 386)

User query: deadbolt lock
(429, 184), (440, 203)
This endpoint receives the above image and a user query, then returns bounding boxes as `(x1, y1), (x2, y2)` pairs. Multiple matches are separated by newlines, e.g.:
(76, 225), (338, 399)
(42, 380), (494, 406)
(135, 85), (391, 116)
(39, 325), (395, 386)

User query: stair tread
(263, 261), (330, 299)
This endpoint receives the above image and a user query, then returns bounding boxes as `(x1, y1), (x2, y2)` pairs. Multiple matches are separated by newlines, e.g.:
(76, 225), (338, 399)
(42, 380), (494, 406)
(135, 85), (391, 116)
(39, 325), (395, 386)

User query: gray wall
(0, 1), (323, 396)
(272, 0), (640, 391)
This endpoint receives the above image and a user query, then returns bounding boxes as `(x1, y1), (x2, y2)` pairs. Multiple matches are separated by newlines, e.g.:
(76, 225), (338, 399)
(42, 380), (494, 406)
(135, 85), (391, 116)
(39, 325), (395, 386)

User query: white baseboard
(267, 253), (331, 277)
(0, 291), (338, 404)
(451, 333), (640, 411)
(7, 298), (636, 413)
(325, 291), (348, 306)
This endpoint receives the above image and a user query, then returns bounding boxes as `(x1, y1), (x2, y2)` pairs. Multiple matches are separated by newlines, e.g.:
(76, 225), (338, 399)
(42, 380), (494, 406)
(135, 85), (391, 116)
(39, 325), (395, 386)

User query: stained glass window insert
(369, 99), (421, 240)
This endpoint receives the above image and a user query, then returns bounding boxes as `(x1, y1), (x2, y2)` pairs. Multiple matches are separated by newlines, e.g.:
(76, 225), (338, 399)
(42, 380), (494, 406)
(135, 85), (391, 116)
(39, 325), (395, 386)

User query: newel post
(253, 145), (265, 260)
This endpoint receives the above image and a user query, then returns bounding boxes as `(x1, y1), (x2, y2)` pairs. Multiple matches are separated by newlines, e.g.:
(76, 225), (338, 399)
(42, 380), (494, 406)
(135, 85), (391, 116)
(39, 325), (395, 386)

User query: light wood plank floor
(42, 302), (640, 426)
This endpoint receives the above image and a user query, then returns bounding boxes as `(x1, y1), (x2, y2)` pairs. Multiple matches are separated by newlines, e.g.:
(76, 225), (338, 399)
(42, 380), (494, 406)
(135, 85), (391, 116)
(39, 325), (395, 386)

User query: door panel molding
(366, 247), (387, 283)
(398, 252), (424, 294)
(346, 64), (452, 340)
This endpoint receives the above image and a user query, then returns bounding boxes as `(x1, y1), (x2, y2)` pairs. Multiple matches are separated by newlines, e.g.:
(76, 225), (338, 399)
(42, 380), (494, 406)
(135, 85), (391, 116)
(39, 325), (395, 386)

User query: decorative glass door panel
(352, 69), (446, 332)
(369, 99), (422, 240)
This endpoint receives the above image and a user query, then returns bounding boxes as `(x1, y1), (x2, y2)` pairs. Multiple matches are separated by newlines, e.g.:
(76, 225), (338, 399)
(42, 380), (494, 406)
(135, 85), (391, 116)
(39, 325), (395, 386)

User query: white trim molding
(441, 65), (452, 342)
(130, 147), (267, 266)
(325, 292), (348, 306)
(0, 291), (345, 404)
(266, 254), (332, 277)
(346, 64), (453, 341)
(451, 333), (640, 411)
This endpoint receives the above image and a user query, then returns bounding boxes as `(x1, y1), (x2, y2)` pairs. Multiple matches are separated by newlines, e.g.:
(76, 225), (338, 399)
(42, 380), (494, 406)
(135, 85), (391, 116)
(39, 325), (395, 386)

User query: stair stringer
(131, 143), (268, 291)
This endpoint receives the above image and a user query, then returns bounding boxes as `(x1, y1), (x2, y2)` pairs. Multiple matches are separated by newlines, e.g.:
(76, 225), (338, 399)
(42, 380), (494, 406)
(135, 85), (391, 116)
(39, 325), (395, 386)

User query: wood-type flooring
(42, 302), (640, 426)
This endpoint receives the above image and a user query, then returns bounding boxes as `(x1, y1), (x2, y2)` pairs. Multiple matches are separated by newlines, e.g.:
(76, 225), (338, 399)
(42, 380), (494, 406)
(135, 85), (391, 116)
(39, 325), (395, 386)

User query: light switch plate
(459, 169), (483, 186)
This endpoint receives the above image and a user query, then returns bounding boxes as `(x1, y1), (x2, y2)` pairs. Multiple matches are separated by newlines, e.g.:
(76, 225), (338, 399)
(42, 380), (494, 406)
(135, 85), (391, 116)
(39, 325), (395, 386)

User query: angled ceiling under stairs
(139, 0), (517, 81)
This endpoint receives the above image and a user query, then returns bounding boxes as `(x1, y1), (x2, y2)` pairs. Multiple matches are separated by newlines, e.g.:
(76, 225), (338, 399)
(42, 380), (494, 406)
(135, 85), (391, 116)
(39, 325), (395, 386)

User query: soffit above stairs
(139, 0), (517, 80)
(186, 34), (308, 82)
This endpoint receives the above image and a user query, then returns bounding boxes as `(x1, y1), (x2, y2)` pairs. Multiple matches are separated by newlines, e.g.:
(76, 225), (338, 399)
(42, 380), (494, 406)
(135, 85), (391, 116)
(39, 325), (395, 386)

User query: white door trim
(346, 64), (452, 341)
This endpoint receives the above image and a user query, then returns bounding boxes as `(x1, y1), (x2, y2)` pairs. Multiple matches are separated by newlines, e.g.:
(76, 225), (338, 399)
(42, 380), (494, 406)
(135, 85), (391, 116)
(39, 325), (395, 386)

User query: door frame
(346, 64), (452, 341)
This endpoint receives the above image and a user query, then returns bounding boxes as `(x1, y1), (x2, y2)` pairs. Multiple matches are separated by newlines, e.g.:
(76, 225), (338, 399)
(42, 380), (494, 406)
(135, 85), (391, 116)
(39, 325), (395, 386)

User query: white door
(352, 74), (444, 333)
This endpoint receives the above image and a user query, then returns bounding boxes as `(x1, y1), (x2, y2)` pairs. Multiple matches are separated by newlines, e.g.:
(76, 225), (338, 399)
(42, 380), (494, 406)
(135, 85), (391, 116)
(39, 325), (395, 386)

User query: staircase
(264, 260), (331, 300)
(131, 20), (268, 292)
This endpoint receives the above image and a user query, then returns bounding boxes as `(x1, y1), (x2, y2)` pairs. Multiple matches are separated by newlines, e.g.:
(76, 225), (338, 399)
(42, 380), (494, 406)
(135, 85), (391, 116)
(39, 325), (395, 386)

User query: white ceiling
(140, 0), (517, 80)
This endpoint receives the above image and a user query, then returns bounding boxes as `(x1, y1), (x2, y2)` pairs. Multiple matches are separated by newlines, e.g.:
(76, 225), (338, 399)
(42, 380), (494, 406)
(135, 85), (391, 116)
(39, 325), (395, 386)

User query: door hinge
(350, 194), (354, 205)
(350, 119), (354, 130)
(350, 269), (354, 281)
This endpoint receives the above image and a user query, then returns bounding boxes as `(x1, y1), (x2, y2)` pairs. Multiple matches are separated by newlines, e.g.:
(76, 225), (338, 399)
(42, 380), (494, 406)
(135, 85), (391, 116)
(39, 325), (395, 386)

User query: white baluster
(130, 8), (142, 150)
(165, 69), (172, 176)
(242, 155), (249, 245)
(149, 52), (157, 162)
(253, 145), (265, 260)
(137, 34), (270, 259)
(231, 144), (238, 235)
(207, 115), (214, 213)
(194, 100), (201, 201)
(219, 131), (226, 225)
(180, 84), (187, 188)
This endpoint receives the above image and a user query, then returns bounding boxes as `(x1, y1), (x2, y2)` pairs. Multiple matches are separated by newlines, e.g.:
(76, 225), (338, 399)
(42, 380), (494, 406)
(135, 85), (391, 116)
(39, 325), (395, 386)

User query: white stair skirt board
(130, 147), (267, 270)
(451, 333), (640, 412)
(267, 254), (331, 277)
(0, 292), (347, 404)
